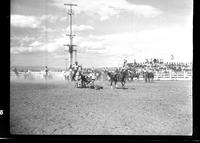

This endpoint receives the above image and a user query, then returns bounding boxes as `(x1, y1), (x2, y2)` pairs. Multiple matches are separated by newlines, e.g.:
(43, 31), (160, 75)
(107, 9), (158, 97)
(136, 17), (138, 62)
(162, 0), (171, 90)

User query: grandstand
(10, 58), (192, 81)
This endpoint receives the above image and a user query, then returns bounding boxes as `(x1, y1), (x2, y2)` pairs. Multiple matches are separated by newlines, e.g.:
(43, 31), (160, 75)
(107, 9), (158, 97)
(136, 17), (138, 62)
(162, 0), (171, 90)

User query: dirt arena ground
(10, 79), (192, 135)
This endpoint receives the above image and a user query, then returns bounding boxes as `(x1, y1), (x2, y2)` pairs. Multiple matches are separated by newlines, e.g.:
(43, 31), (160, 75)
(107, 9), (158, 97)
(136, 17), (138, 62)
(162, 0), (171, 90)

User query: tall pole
(69, 4), (73, 67)
(74, 49), (77, 63)
(64, 4), (77, 69)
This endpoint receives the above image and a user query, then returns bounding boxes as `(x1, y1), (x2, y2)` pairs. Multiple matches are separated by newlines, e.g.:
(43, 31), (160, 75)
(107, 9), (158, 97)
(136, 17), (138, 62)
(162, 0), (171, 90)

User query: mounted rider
(114, 67), (120, 80)
(13, 67), (19, 76)
(113, 59), (128, 81)
(122, 59), (128, 72)
(73, 61), (79, 71)
(75, 65), (82, 80)
(44, 66), (49, 78)
(45, 66), (49, 73)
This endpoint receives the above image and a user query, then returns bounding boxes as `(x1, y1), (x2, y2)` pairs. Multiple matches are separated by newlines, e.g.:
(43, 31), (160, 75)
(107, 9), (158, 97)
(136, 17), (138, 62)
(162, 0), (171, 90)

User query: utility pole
(74, 49), (77, 63)
(64, 3), (77, 69)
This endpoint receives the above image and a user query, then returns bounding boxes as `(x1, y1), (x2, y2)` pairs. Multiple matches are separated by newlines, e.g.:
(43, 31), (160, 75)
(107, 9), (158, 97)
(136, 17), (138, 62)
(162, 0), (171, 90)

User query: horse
(63, 70), (73, 81)
(74, 71), (94, 88)
(12, 68), (19, 77)
(104, 68), (129, 88)
(24, 70), (34, 80)
(142, 70), (154, 82)
(41, 70), (53, 80)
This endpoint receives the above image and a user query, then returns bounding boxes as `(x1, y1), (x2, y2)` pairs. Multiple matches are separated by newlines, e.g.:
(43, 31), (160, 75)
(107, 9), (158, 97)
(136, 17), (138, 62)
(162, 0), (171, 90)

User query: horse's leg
(73, 76), (76, 86)
(72, 72), (76, 81)
(83, 80), (85, 87)
(148, 75), (150, 82)
(70, 74), (73, 81)
(121, 79), (124, 87)
(115, 80), (118, 88)
(84, 78), (87, 87)
(110, 81), (113, 89)
(66, 75), (68, 81)
(81, 76), (85, 87)
(81, 78), (83, 87)
(121, 81), (124, 87)
(123, 79), (126, 87)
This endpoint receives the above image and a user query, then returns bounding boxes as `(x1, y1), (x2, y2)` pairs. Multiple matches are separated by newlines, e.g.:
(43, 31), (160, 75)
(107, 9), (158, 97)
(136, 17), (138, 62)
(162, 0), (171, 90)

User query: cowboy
(44, 66), (49, 75)
(75, 66), (82, 79)
(123, 59), (128, 68)
(73, 62), (79, 71)
(74, 65), (83, 87)
(13, 67), (19, 76)
(72, 61), (79, 80)
(43, 66), (49, 80)
(121, 59), (129, 73)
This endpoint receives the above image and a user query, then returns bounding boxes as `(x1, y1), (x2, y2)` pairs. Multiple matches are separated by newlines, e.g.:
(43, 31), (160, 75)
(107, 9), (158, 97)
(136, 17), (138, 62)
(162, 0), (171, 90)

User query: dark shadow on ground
(115, 87), (135, 90)
(76, 85), (104, 90)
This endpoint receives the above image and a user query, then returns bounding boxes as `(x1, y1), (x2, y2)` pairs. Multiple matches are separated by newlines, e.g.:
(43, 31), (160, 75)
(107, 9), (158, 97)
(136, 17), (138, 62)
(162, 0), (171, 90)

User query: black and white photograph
(10, 0), (193, 135)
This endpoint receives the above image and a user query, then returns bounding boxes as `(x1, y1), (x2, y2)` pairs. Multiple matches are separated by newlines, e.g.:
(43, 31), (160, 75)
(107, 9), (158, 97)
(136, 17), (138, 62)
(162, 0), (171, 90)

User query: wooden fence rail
(10, 71), (192, 81)
(153, 71), (192, 80)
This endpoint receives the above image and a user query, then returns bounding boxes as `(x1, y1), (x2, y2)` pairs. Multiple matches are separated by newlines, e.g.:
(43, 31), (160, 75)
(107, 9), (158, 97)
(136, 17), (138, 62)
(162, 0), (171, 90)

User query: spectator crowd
(126, 58), (192, 73)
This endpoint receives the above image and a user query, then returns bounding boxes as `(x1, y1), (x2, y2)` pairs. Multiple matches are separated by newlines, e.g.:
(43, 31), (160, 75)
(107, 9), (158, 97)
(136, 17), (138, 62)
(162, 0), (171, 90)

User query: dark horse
(74, 71), (96, 88)
(104, 68), (129, 88)
(143, 71), (154, 82)
(74, 71), (88, 87)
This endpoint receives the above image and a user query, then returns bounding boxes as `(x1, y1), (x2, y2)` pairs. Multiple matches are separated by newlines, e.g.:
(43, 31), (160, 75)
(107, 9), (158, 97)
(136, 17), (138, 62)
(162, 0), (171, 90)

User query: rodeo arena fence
(10, 71), (66, 81)
(10, 70), (192, 81)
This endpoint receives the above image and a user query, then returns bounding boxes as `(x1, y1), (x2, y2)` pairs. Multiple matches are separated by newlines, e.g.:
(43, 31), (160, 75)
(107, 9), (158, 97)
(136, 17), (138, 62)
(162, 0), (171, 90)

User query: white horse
(63, 70), (73, 81)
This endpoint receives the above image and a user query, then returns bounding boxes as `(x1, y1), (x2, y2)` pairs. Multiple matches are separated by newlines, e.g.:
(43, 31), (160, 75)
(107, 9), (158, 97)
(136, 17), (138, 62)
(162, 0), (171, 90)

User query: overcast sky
(11, 0), (193, 68)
